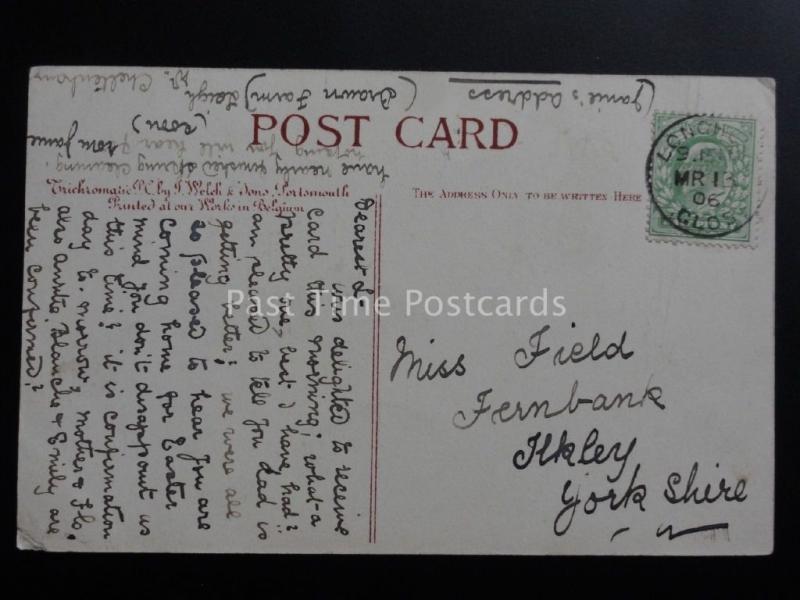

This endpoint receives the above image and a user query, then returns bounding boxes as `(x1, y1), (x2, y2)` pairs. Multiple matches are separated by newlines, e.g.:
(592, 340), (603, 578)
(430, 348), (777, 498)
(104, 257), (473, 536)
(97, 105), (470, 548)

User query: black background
(3, 0), (798, 594)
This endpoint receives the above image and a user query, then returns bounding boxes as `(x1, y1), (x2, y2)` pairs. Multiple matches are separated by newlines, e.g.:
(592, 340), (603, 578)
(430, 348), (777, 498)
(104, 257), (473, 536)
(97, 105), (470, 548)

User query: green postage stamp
(647, 113), (757, 244)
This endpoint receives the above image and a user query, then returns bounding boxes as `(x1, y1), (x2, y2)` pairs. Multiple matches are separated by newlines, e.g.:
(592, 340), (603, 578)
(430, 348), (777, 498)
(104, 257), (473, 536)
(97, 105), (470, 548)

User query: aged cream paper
(18, 67), (774, 554)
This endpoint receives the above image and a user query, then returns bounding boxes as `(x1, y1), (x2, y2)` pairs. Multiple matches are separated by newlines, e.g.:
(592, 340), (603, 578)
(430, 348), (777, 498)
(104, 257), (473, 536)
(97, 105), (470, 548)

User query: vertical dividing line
(368, 194), (379, 543)
(373, 194), (383, 543)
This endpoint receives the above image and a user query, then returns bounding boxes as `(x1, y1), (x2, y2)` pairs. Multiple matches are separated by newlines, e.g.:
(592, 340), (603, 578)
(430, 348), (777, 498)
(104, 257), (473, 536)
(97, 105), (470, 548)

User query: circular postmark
(646, 114), (757, 241)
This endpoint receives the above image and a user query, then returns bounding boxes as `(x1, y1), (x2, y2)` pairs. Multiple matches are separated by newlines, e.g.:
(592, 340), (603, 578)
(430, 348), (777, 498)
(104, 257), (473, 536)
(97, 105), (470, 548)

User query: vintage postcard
(17, 67), (775, 554)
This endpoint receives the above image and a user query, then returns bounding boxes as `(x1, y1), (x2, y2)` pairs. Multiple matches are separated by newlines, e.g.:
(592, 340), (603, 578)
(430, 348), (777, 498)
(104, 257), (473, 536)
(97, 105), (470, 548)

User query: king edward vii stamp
(647, 113), (757, 244)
